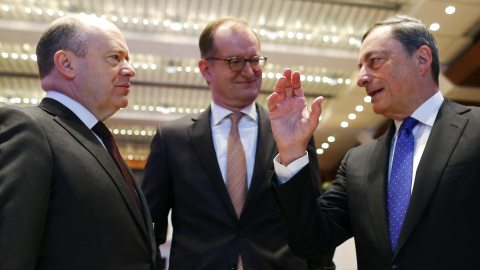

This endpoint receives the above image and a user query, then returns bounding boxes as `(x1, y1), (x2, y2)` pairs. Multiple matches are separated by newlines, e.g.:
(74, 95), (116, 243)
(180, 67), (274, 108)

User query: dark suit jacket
(142, 104), (329, 270)
(275, 98), (480, 270)
(0, 98), (159, 270)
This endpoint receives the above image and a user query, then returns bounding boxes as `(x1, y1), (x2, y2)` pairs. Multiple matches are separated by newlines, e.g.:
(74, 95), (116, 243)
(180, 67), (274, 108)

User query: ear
(417, 45), (432, 77)
(53, 50), (77, 79)
(198, 59), (212, 82)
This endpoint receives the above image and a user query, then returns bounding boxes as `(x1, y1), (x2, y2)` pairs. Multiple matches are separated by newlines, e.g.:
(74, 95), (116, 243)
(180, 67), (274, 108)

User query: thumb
(309, 96), (324, 123)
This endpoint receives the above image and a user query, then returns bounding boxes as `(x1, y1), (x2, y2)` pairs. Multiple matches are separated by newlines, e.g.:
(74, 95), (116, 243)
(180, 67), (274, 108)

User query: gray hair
(36, 15), (90, 78)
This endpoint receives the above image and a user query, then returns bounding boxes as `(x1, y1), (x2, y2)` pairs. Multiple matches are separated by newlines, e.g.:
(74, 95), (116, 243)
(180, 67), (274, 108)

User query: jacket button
(228, 262), (237, 270)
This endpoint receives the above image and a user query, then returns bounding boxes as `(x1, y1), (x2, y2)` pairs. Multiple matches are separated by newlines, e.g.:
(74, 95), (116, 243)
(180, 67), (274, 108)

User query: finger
(309, 96), (324, 125)
(283, 68), (293, 98)
(267, 92), (279, 111)
(273, 76), (287, 101)
(291, 71), (304, 97)
(283, 68), (292, 84)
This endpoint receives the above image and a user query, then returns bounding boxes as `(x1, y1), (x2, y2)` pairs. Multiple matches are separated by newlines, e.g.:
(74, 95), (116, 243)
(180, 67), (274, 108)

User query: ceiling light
(341, 121), (349, 128)
(316, 148), (324, 155)
(356, 105), (364, 112)
(321, 143), (329, 149)
(348, 113), (357, 120)
(327, 136), (335, 142)
(170, 22), (182, 31)
(364, 96), (371, 103)
(165, 60), (176, 73)
(445, 6), (455, 15)
(332, 36), (339, 43)
(429, 23), (440, 31)
(296, 33), (303, 39)
(2, 5), (10, 12)
(306, 34), (312, 40)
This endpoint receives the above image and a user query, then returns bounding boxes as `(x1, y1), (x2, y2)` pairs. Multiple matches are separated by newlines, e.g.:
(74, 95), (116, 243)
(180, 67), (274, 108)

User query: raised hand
(267, 68), (323, 166)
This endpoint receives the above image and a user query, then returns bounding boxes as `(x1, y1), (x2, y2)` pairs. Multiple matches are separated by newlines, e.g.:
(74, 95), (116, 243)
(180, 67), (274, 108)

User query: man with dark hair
(142, 17), (334, 270)
(268, 15), (480, 269)
(0, 14), (160, 269)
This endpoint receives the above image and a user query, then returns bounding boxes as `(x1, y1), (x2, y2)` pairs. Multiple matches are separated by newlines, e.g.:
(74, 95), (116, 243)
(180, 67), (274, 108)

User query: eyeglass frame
(205, 56), (267, 72)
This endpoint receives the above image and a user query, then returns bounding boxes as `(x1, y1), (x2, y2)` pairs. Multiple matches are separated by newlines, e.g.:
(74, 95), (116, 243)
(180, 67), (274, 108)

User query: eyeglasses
(205, 56), (267, 72)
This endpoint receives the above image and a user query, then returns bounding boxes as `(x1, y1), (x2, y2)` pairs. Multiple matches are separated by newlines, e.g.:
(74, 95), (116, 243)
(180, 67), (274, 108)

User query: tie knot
(229, 112), (244, 126)
(401, 117), (419, 132)
(92, 122), (113, 139)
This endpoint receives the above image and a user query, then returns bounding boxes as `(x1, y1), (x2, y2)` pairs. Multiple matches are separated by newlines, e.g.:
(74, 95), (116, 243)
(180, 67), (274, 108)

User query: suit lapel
(365, 121), (396, 258)
(188, 106), (238, 219)
(395, 99), (469, 255)
(39, 99), (148, 236)
(242, 104), (277, 215)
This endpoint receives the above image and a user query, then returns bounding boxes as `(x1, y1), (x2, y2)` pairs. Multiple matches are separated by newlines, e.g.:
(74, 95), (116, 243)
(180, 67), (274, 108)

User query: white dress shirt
(45, 91), (104, 145)
(390, 91), (443, 191)
(211, 101), (258, 189)
(275, 91), (444, 188)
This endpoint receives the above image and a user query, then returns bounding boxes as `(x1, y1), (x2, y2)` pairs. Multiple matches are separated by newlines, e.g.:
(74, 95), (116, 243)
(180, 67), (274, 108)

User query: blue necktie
(387, 116), (418, 252)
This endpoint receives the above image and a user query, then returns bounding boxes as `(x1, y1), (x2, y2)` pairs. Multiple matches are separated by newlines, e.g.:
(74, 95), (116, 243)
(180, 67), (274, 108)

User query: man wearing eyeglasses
(142, 17), (335, 270)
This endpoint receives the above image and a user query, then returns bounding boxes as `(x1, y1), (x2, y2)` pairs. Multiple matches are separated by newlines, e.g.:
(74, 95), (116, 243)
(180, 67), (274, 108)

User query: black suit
(275, 98), (480, 269)
(142, 104), (331, 269)
(0, 98), (158, 270)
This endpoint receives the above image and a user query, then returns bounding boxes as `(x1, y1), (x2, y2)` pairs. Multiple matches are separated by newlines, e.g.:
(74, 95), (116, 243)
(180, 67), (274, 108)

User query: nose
(240, 61), (255, 76)
(357, 67), (371, 87)
(121, 61), (136, 78)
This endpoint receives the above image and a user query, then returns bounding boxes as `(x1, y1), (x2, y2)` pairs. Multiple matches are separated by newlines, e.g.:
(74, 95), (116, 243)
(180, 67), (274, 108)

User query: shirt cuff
(273, 152), (309, 185)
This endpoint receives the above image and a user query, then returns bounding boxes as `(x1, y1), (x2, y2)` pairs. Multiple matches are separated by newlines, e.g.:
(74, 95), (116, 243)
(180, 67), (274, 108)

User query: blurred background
(1, 1), (479, 269)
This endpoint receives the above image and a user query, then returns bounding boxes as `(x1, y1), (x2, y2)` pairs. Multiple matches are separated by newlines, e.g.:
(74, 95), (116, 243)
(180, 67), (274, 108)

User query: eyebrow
(357, 51), (377, 69)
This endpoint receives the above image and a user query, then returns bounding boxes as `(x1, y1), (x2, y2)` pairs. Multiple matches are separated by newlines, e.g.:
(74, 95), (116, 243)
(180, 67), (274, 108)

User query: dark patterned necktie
(92, 122), (141, 211)
(387, 117), (418, 252)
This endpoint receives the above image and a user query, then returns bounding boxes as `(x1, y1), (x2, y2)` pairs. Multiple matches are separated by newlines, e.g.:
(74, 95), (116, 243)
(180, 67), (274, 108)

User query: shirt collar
(45, 90), (99, 129)
(394, 91), (443, 131)
(211, 100), (258, 126)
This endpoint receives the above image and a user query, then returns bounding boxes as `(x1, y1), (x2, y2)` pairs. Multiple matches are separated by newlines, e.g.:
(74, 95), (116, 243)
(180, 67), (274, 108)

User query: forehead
(358, 26), (396, 59)
(214, 26), (260, 55)
(87, 24), (129, 53)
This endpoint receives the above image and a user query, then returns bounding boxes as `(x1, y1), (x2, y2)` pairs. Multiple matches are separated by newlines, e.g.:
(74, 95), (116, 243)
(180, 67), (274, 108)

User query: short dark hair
(362, 15), (440, 86)
(36, 15), (89, 78)
(199, 17), (259, 59)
